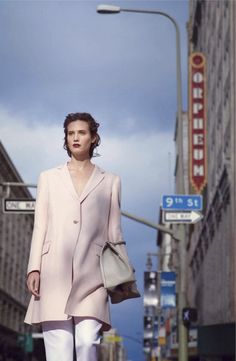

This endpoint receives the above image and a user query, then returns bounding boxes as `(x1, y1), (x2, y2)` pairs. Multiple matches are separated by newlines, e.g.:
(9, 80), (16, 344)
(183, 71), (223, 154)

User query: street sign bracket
(0, 182), (37, 199)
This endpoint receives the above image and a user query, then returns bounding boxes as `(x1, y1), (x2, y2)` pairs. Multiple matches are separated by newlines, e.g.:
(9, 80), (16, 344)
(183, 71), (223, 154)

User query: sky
(0, 1), (189, 360)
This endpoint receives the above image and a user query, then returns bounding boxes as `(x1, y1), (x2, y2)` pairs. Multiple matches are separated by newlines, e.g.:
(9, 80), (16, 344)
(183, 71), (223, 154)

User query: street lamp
(146, 252), (162, 360)
(97, 5), (183, 157)
(97, 5), (188, 361)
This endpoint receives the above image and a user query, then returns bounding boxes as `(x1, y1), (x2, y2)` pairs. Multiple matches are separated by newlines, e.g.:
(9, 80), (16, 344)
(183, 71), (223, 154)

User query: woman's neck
(68, 157), (93, 171)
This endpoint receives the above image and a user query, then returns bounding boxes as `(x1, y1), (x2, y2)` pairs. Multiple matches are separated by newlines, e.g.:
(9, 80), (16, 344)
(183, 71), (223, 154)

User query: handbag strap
(107, 241), (126, 245)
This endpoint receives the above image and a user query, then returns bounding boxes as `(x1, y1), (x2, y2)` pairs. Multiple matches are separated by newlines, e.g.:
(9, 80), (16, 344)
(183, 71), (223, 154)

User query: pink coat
(24, 163), (128, 331)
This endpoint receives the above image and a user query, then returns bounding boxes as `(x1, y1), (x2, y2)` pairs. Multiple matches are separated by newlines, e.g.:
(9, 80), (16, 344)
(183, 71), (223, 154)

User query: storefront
(198, 323), (235, 361)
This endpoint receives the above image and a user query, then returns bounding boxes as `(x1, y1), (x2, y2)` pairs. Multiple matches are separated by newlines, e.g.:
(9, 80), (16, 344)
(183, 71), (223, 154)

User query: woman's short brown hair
(63, 112), (101, 158)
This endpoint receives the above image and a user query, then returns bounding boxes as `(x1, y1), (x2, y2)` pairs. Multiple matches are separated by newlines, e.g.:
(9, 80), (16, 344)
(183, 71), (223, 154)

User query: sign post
(1, 182), (37, 214)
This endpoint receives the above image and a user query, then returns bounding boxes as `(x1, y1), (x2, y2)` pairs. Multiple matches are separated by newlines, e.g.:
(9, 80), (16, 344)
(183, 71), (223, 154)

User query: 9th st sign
(162, 194), (202, 211)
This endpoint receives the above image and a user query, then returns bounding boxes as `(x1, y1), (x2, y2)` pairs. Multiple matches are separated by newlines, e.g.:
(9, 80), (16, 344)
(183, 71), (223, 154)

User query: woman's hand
(27, 271), (40, 297)
(120, 282), (133, 295)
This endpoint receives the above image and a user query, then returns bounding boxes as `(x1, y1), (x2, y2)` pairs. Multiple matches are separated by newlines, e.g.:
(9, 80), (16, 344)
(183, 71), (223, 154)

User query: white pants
(42, 318), (102, 361)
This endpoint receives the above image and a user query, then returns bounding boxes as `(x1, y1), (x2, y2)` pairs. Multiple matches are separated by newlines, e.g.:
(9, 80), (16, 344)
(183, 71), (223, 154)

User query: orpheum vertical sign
(189, 52), (207, 193)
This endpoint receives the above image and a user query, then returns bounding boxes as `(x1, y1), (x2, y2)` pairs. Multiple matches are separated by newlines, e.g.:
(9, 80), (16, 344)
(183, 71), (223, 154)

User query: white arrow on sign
(163, 210), (203, 224)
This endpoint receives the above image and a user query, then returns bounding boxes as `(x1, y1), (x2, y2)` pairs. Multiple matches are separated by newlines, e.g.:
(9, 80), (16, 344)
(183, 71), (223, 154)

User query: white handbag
(100, 241), (141, 304)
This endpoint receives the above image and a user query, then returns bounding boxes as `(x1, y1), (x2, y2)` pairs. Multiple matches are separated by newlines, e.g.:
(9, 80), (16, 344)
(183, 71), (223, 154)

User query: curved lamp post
(97, 5), (183, 167)
(97, 5), (187, 361)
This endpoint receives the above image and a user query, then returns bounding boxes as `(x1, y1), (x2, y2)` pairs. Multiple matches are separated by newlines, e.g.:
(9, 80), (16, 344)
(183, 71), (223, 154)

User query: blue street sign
(162, 194), (203, 211)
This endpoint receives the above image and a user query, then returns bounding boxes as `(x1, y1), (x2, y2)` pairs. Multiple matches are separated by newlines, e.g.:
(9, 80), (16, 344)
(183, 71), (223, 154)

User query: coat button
(73, 220), (79, 224)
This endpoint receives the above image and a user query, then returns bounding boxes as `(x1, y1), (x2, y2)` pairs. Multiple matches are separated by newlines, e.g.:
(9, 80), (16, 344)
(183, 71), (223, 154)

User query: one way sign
(163, 210), (203, 224)
(3, 199), (35, 213)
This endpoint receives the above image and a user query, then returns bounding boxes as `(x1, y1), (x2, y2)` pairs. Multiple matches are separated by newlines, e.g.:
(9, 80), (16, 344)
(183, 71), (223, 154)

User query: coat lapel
(58, 163), (105, 203)
(79, 165), (105, 203)
(58, 163), (78, 200)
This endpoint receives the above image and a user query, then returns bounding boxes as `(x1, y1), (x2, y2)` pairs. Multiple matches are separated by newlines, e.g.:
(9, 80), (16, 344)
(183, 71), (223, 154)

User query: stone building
(163, 1), (235, 359)
(187, 0), (236, 359)
(0, 141), (34, 360)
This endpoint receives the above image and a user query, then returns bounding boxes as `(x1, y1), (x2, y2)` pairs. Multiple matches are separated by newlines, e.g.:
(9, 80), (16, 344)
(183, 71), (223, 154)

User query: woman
(25, 112), (130, 361)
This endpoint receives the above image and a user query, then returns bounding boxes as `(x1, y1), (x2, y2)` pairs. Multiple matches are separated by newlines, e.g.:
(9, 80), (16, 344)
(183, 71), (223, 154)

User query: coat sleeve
(27, 171), (49, 275)
(108, 175), (129, 262)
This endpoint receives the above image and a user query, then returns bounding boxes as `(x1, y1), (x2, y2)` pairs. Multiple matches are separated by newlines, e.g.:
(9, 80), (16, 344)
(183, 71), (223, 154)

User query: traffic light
(17, 333), (33, 353)
(143, 338), (152, 354)
(144, 316), (153, 339)
(182, 307), (197, 327)
(25, 334), (33, 353)
(144, 271), (158, 308)
(17, 334), (25, 350)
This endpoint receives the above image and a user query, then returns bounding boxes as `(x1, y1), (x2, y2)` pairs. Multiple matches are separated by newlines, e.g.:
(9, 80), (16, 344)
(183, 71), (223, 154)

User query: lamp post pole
(97, 5), (188, 361)
(146, 252), (162, 361)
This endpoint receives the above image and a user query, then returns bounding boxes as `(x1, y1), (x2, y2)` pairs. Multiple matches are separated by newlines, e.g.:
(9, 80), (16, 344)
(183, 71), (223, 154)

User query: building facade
(187, 0), (235, 359)
(0, 142), (34, 360)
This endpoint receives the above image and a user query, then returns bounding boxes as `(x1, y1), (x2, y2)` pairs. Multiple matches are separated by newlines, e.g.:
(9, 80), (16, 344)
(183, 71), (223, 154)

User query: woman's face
(67, 120), (95, 159)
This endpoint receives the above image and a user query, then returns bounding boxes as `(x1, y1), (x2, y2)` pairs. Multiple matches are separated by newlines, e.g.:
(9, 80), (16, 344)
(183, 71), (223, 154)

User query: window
(223, 0), (229, 19)
(223, 74), (230, 106)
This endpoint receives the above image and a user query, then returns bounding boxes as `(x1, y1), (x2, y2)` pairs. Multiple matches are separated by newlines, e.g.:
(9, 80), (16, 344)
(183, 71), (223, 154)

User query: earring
(93, 146), (101, 158)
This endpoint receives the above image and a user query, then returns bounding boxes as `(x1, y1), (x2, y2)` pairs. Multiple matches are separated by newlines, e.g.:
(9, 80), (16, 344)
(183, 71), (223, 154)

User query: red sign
(189, 52), (207, 193)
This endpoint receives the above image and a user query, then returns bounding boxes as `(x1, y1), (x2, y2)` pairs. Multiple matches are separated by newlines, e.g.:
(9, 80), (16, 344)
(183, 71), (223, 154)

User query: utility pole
(97, 5), (188, 361)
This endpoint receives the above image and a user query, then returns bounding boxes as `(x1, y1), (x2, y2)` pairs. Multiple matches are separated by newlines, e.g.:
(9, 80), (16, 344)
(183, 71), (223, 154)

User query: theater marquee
(189, 52), (207, 193)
